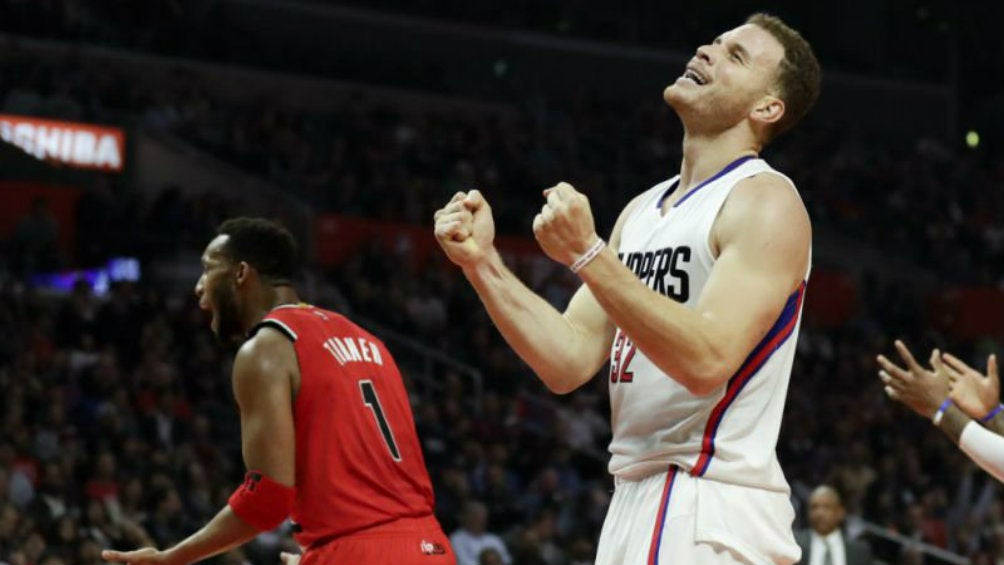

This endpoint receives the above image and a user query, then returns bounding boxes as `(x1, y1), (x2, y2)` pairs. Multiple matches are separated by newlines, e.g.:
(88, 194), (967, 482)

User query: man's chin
(662, 85), (688, 109)
(663, 84), (676, 101)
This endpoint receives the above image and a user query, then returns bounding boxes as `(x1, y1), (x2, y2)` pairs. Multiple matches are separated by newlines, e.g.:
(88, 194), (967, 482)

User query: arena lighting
(31, 257), (141, 295)
(0, 114), (126, 172)
(966, 130), (980, 149)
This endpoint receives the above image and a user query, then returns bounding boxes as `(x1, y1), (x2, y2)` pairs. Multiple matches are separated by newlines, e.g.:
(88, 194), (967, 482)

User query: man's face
(808, 488), (845, 536)
(464, 504), (488, 533)
(194, 235), (244, 344)
(664, 23), (785, 130)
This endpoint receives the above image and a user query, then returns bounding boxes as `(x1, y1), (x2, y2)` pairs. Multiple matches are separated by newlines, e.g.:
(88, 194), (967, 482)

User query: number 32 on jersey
(610, 331), (637, 384)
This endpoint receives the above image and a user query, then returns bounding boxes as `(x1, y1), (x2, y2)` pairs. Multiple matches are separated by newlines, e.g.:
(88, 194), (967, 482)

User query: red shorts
(301, 516), (455, 565)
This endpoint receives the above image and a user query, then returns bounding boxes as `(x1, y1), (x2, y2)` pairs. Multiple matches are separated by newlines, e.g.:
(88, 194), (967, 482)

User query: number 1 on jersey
(359, 380), (402, 461)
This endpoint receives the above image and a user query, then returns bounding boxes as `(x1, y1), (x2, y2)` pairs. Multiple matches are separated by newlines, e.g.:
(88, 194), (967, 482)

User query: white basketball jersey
(607, 156), (809, 493)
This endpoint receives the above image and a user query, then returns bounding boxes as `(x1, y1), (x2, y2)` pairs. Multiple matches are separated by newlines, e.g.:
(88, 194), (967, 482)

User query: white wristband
(570, 238), (606, 274)
(932, 398), (953, 426)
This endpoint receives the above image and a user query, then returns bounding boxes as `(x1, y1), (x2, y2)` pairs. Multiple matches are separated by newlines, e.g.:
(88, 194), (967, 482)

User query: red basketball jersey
(253, 304), (436, 548)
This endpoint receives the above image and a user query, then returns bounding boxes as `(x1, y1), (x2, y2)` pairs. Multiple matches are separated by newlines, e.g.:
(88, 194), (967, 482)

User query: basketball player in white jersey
(434, 13), (820, 565)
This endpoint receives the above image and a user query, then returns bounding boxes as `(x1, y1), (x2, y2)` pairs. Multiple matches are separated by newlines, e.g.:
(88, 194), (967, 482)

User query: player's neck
(269, 285), (301, 310)
(243, 285), (301, 333)
(678, 128), (759, 192)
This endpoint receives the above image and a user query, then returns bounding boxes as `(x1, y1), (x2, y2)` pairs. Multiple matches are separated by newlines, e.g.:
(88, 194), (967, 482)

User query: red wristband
(228, 471), (295, 531)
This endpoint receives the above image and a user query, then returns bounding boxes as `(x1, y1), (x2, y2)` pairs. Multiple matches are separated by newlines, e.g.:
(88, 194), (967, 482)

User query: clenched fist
(532, 182), (601, 267)
(433, 190), (496, 268)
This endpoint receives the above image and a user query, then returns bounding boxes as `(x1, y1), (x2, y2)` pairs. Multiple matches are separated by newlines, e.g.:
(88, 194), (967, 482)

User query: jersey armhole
(251, 319), (298, 342)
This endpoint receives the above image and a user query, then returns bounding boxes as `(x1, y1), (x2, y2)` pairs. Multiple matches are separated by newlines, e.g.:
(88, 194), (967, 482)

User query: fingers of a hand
(894, 340), (924, 372)
(878, 370), (893, 385)
(279, 552), (300, 565)
(989, 354), (999, 383)
(464, 189), (485, 210)
(451, 224), (472, 240)
(879, 370), (905, 390)
(435, 221), (469, 241)
(532, 213), (544, 235)
(931, 350), (950, 376)
(434, 193), (468, 221)
(101, 550), (136, 562)
(446, 200), (470, 216)
(553, 182), (576, 198)
(434, 202), (462, 222)
(877, 355), (912, 381)
(436, 210), (472, 226)
(945, 364), (964, 381)
(884, 385), (900, 400)
(546, 188), (564, 209)
(942, 352), (976, 376)
(570, 191), (590, 213)
(540, 203), (555, 223)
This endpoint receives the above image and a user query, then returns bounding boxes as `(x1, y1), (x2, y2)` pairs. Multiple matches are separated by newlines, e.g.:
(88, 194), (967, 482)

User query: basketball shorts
(595, 466), (801, 565)
(301, 515), (455, 565)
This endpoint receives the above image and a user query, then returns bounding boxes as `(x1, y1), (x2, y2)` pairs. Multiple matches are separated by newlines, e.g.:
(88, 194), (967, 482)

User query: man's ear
(235, 261), (251, 285)
(752, 95), (785, 126)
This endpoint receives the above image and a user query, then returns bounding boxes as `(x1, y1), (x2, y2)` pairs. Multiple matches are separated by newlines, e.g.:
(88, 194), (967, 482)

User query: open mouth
(682, 67), (709, 86)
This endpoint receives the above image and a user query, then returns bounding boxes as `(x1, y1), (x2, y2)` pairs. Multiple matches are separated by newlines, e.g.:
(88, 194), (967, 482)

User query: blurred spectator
(566, 537), (595, 565)
(54, 279), (98, 350)
(795, 485), (875, 565)
(525, 508), (565, 565)
(556, 392), (608, 453)
(26, 463), (71, 526)
(144, 486), (188, 546)
(478, 548), (504, 565)
(451, 500), (513, 565)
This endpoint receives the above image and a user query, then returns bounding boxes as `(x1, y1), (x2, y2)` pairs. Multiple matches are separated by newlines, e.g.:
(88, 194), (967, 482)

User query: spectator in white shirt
(450, 500), (512, 565)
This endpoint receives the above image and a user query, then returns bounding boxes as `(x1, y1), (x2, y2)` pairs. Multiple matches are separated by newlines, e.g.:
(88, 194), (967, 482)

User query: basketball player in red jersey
(102, 218), (454, 565)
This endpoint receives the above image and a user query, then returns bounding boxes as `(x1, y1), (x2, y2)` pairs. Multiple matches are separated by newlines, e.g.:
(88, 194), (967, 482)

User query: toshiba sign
(0, 114), (125, 172)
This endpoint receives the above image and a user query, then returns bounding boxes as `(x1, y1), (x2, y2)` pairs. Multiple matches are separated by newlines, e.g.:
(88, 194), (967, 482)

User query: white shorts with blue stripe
(595, 466), (801, 565)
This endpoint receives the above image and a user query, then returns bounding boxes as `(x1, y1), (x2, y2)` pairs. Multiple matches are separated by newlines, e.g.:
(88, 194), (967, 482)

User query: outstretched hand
(877, 340), (950, 418)
(943, 352), (1000, 420)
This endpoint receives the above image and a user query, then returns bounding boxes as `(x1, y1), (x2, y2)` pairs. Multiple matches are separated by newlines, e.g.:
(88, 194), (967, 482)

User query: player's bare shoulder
(233, 326), (300, 397)
(713, 172), (811, 256)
